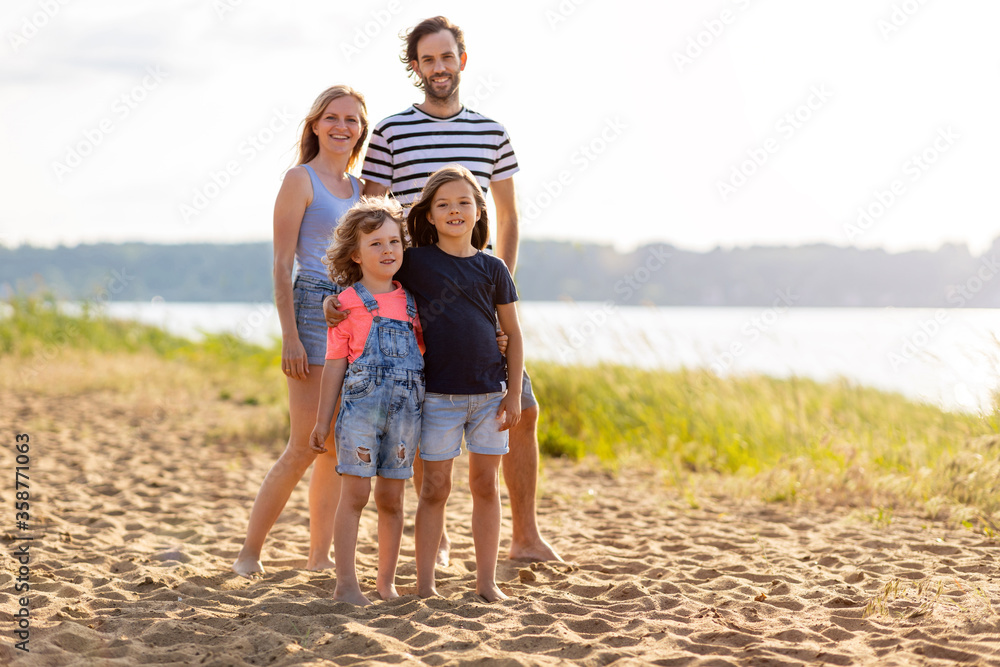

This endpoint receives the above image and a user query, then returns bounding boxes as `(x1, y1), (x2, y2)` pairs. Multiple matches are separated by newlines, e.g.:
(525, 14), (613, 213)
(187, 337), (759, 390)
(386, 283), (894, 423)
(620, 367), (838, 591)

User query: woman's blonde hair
(296, 85), (368, 171)
(407, 164), (489, 250)
(324, 196), (407, 286)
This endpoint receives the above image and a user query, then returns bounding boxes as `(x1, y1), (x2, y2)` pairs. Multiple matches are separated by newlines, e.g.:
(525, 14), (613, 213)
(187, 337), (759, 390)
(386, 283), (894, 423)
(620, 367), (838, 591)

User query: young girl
(400, 164), (525, 602)
(309, 196), (425, 606)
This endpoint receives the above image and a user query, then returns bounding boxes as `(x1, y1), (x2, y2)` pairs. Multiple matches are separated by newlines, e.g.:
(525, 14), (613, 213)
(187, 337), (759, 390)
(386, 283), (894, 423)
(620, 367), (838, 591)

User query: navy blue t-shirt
(395, 245), (518, 394)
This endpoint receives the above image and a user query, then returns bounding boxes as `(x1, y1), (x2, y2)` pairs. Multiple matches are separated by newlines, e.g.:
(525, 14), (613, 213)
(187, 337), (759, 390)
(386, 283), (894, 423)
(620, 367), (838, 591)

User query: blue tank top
(293, 165), (361, 281)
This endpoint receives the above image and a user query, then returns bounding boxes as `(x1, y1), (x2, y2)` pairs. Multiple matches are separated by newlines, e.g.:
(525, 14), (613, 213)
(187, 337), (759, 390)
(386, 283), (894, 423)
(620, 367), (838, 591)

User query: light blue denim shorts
(292, 274), (343, 366)
(419, 391), (510, 461)
(335, 367), (423, 480)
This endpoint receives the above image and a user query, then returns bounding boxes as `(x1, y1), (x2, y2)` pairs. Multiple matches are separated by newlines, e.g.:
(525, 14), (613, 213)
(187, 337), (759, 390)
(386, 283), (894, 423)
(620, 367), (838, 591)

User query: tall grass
(0, 293), (287, 435)
(532, 362), (1000, 525)
(0, 293), (277, 369)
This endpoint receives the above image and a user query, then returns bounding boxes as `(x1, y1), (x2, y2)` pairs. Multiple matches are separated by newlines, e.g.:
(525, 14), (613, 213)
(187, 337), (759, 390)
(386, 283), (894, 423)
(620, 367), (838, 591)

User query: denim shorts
(520, 369), (538, 410)
(419, 391), (510, 461)
(336, 367), (424, 480)
(293, 274), (343, 366)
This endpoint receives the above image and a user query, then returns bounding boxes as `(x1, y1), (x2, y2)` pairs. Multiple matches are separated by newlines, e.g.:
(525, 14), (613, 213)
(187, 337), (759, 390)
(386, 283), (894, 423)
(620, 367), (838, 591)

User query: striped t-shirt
(361, 105), (520, 207)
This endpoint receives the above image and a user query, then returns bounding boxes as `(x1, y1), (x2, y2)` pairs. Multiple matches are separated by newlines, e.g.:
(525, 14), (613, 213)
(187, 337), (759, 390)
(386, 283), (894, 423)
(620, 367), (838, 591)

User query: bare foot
(305, 556), (335, 571)
(417, 584), (440, 599)
(477, 584), (509, 602)
(509, 536), (562, 563)
(232, 554), (265, 578)
(334, 587), (372, 606)
(377, 583), (399, 601)
(436, 532), (451, 568)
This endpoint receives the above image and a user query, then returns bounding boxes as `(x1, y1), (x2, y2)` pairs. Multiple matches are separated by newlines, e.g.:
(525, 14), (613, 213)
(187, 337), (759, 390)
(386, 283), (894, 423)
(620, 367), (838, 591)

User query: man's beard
(421, 72), (461, 102)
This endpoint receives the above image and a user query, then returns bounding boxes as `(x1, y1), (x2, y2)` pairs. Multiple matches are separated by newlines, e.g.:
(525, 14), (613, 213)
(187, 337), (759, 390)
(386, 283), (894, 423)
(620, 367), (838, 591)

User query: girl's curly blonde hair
(323, 195), (408, 286)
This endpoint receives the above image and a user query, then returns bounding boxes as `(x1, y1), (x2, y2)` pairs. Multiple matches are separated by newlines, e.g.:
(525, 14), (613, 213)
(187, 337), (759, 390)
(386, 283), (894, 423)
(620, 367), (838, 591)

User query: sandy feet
(333, 588), (373, 607)
(476, 584), (509, 602)
(509, 535), (562, 563)
(377, 584), (400, 601)
(231, 554), (265, 579)
(305, 556), (335, 572)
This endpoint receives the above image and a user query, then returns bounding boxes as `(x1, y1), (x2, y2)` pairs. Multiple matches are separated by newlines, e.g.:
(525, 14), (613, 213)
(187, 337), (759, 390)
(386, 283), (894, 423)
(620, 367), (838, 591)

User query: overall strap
(403, 288), (417, 321)
(352, 283), (380, 314)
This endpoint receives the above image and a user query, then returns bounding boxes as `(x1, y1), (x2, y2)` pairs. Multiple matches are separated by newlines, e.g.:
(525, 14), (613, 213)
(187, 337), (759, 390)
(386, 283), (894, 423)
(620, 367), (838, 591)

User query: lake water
(100, 300), (1000, 413)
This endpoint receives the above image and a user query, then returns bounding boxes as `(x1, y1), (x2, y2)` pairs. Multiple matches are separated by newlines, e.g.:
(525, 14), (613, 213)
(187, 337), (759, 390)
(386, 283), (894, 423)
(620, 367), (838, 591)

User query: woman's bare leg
(233, 366), (337, 576)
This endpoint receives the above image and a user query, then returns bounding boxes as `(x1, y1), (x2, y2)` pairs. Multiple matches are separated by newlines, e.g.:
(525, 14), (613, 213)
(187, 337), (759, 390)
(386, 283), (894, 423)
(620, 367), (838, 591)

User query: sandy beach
(2, 368), (999, 666)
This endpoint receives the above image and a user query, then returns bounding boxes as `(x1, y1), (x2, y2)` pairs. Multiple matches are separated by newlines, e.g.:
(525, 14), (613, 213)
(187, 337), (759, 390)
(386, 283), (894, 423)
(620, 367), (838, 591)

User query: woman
(233, 85), (367, 577)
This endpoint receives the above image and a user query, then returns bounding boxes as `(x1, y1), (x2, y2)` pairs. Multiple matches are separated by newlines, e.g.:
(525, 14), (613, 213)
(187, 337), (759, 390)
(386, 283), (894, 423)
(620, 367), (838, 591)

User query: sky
(2, 0), (998, 254)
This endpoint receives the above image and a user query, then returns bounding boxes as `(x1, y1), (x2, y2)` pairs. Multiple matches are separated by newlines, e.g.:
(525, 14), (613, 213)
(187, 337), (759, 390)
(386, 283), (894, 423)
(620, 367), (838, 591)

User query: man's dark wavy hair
(401, 16), (466, 89)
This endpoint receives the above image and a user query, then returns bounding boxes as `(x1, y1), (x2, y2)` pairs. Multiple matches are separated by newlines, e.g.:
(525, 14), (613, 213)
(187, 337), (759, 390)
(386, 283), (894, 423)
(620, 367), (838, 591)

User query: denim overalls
(335, 283), (425, 480)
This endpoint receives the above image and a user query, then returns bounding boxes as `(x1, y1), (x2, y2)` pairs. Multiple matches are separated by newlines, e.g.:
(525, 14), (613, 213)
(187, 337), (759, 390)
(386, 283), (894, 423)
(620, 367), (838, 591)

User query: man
(327, 15), (560, 564)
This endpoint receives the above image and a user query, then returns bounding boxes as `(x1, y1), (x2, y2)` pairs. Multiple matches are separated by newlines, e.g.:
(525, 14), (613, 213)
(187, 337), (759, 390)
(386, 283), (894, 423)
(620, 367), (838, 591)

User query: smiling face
(352, 220), (404, 283)
(312, 95), (363, 157)
(411, 29), (466, 102)
(427, 179), (481, 242)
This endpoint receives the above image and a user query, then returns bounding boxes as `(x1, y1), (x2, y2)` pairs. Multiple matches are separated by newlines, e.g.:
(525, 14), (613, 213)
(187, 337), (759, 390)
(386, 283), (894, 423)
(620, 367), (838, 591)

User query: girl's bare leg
(469, 453), (507, 602)
(333, 475), (373, 606)
(373, 478), (406, 600)
(233, 367), (328, 577)
(415, 458), (454, 597)
(412, 457), (451, 566)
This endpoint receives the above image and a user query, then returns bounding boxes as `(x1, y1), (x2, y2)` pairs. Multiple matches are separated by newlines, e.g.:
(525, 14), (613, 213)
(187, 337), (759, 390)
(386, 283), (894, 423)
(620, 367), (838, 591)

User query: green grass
(532, 362), (1000, 524)
(0, 293), (278, 367)
(4, 293), (999, 526)
(0, 292), (286, 410)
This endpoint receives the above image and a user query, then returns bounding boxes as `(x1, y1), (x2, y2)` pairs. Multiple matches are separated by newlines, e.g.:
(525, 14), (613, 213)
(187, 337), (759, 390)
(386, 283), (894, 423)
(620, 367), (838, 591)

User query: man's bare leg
(503, 405), (561, 561)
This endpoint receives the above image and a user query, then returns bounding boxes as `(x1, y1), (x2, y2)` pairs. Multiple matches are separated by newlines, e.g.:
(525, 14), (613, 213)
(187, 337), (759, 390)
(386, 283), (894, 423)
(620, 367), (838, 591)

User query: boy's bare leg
(504, 405), (562, 562)
(469, 452), (508, 601)
(412, 456), (451, 566)
(333, 475), (373, 606)
(233, 369), (324, 577)
(374, 478), (405, 600)
(415, 458), (454, 598)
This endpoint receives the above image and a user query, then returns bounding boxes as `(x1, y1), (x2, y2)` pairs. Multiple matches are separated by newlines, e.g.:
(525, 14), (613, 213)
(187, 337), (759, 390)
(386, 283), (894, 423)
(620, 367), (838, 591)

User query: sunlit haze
(2, 0), (998, 253)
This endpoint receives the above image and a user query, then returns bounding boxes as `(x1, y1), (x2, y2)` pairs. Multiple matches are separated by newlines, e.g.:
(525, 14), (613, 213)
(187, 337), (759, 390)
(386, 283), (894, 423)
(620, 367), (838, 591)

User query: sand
(1, 380), (999, 666)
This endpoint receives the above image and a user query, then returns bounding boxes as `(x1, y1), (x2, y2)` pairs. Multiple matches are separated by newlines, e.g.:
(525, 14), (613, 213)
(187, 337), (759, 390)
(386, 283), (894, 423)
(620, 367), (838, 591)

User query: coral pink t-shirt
(326, 282), (425, 363)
